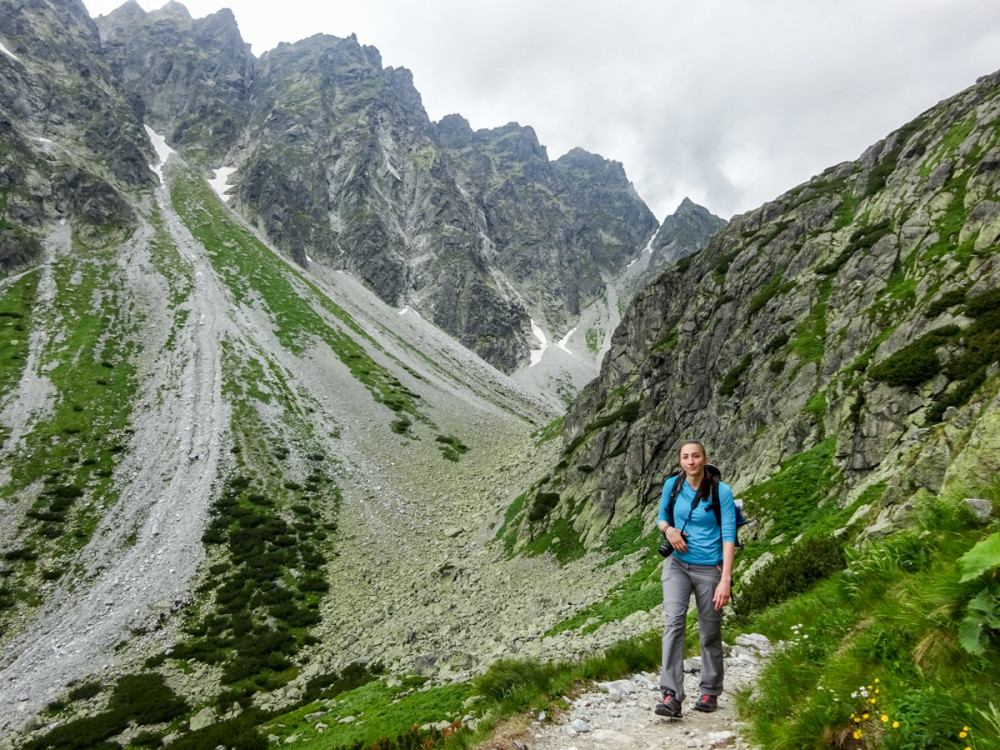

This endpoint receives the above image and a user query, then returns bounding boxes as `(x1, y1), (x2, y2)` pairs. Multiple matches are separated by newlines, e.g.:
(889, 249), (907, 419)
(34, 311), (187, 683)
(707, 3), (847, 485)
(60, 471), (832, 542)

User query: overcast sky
(82, 0), (1000, 221)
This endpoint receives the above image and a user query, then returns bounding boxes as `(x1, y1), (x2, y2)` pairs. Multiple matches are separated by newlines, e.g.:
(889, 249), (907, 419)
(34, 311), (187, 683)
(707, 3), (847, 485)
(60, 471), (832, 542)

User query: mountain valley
(1, 2), (999, 749)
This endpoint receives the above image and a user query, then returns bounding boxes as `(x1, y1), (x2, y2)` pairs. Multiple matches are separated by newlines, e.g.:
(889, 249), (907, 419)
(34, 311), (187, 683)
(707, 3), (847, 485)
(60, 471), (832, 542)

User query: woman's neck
(685, 471), (704, 488)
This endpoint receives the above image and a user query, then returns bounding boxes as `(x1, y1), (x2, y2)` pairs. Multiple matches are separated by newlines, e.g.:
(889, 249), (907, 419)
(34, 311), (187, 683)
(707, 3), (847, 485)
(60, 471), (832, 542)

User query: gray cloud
(84, 0), (1000, 219)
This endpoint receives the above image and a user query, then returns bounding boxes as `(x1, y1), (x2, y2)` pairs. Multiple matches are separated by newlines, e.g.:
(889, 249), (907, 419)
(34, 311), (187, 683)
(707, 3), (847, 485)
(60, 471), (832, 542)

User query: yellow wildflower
(893, 721), (900, 728)
(881, 715), (889, 722)
(959, 731), (967, 738)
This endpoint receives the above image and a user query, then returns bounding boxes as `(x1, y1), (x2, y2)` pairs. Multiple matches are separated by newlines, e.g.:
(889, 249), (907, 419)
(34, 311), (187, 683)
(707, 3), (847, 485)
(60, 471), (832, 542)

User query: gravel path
(484, 634), (772, 750)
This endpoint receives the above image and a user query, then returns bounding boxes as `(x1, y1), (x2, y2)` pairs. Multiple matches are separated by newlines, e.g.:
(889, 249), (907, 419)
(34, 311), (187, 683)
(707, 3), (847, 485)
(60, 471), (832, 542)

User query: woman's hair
(678, 440), (713, 502)
(678, 440), (707, 458)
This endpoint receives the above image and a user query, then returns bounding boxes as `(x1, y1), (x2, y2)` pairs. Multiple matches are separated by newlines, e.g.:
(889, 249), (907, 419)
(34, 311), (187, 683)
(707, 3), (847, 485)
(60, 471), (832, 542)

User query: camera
(658, 531), (687, 558)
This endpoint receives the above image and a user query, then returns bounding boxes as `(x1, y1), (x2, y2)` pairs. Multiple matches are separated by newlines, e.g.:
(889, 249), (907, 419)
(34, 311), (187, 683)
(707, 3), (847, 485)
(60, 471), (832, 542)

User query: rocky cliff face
(518, 69), (1000, 550)
(92, 7), (659, 372)
(96, 0), (253, 165)
(647, 197), (728, 274)
(0, 0), (154, 272)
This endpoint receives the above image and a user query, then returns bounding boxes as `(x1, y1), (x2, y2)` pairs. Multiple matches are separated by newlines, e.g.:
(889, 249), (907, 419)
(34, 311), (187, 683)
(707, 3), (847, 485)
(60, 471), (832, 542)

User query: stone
(599, 679), (638, 696)
(683, 657), (701, 673)
(708, 730), (737, 746)
(965, 498), (994, 522)
(189, 707), (216, 732)
(570, 719), (590, 733)
(735, 633), (772, 652)
(632, 673), (658, 691)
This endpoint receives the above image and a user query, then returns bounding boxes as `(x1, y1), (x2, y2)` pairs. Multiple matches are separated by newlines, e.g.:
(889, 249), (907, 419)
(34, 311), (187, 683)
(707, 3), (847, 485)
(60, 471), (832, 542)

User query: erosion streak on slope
(0, 227), (63, 492)
(0, 167), (231, 732)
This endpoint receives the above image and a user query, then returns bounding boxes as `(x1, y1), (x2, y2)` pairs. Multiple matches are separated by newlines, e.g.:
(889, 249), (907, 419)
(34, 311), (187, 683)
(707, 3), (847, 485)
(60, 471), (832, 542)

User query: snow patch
(208, 166), (236, 199)
(0, 40), (20, 62)
(557, 327), (576, 354)
(643, 228), (659, 255)
(528, 319), (549, 367)
(32, 136), (53, 145)
(399, 306), (410, 316)
(144, 126), (175, 181)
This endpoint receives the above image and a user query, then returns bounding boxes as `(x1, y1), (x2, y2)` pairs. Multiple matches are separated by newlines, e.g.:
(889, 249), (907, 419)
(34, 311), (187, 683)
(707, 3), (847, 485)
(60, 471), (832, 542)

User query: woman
(654, 440), (736, 718)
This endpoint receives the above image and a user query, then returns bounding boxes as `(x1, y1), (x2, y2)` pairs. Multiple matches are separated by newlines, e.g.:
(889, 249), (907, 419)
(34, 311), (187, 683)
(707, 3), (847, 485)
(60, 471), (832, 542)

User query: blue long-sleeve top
(657, 475), (736, 566)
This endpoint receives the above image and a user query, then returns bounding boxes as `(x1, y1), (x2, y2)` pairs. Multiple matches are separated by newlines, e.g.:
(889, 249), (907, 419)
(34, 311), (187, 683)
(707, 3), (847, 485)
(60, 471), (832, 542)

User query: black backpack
(662, 464), (748, 547)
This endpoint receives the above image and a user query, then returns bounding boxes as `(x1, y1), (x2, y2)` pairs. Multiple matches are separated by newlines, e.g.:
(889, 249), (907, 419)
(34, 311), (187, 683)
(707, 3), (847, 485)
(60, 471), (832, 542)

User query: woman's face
(679, 443), (708, 477)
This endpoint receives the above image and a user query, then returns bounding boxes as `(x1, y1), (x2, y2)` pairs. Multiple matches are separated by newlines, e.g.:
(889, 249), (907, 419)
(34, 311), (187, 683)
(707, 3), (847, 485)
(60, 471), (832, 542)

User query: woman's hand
(713, 577), (731, 610)
(660, 523), (688, 553)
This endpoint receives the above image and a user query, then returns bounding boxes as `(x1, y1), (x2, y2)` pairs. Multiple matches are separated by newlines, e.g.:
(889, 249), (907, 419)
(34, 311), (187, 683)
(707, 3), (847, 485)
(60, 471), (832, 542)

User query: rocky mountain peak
(97, 0), (253, 163)
(483, 121), (549, 162)
(556, 147), (631, 188)
(433, 113), (475, 148)
(96, 0), (146, 27)
(649, 197), (727, 265)
(159, 0), (193, 19)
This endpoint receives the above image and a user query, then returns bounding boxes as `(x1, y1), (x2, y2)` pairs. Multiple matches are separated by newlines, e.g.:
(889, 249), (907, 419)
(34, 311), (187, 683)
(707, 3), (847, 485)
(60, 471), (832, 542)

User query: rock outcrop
(96, 0), (253, 164)
(517, 69), (1000, 549)
(0, 0), (154, 272)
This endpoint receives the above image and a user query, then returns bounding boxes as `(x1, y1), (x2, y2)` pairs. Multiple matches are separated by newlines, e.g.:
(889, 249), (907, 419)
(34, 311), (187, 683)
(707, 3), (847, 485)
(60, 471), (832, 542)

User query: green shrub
(563, 401), (642, 458)
(109, 673), (189, 724)
(675, 253), (696, 274)
(735, 536), (845, 620)
(869, 326), (959, 386)
(720, 355), (752, 397)
(165, 711), (268, 750)
(925, 287), (968, 317)
(67, 681), (103, 702)
(925, 366), (988, 424)
(765, 333), (790, 354)
(303, 661), (384, 701)
(747, 271), (789, 316)
(713, 248), (741, 282)
(816, 219), (893, 276)
(25, 674), (188, 750)
(528, 492), (561, 522)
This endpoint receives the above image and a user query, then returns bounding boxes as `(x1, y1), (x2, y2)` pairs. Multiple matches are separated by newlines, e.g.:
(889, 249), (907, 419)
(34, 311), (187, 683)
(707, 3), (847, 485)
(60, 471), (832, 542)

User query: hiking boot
(693, 694), (718, 712)
(654, 693), (682, 718)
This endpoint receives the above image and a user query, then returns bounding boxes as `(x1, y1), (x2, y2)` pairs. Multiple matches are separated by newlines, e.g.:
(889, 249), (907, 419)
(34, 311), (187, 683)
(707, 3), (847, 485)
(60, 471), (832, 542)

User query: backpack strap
(665, 470), (683, 527)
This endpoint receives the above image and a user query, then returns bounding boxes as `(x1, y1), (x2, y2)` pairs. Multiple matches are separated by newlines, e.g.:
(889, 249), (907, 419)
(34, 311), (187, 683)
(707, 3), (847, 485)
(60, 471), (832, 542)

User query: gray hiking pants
(659, 555), (724, 701)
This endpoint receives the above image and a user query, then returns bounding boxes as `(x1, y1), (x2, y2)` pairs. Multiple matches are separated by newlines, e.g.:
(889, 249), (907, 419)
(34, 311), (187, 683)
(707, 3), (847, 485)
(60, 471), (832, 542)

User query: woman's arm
(657, 478), (689, 553)
(713, 541), (735, 610)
